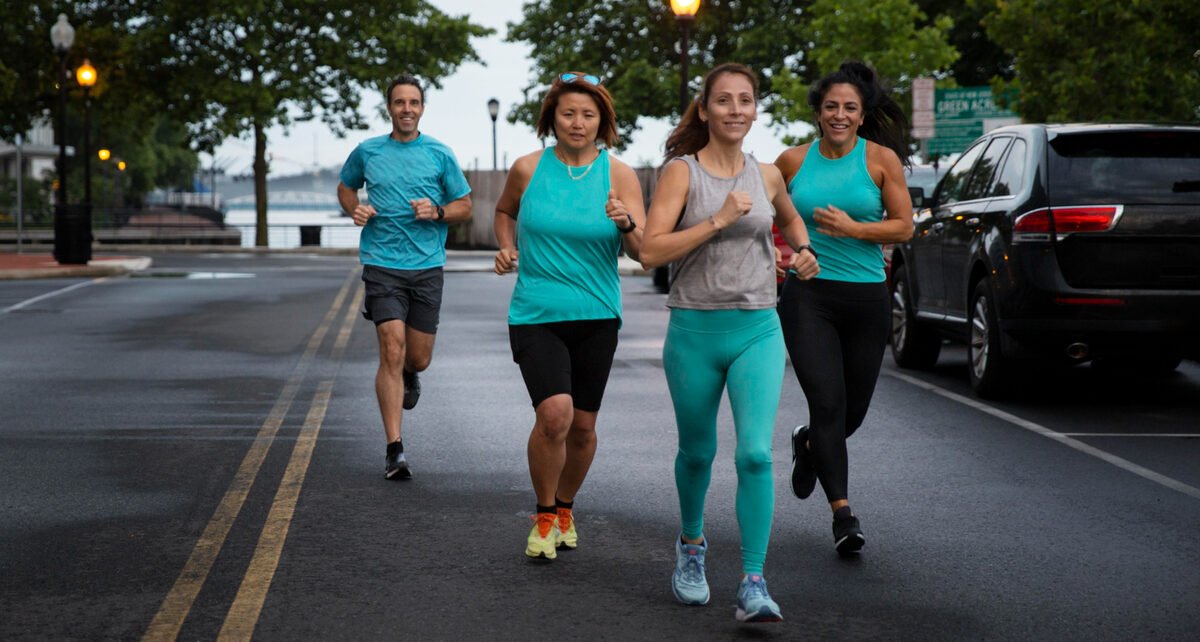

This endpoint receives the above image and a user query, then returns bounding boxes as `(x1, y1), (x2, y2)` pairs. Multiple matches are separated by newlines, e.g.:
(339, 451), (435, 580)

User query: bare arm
(640, 160), (752, 269)
(493, 153), (536, 274)
(338, 182), (376, 226)
(812, 142), (914, 243)
(606, 158), (647, 261)
(762, 163), (819, 280)
(410, 193), (472, 223)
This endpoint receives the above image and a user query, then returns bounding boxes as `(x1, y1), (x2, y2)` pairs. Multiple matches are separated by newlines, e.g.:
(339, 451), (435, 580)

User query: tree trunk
(254, 120), (268, 247)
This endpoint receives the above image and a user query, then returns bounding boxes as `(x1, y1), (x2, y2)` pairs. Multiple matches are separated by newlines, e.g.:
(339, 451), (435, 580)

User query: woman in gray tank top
(640, 63), (820, 624)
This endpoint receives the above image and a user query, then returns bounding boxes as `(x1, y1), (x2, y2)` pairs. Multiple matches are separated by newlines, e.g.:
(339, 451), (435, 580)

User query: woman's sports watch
(795, 244), (818, 260)
(436, 205), (445, 221)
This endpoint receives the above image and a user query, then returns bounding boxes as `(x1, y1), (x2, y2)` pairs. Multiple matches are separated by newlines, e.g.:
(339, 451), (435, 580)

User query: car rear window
(1048, 130), (1200, 204)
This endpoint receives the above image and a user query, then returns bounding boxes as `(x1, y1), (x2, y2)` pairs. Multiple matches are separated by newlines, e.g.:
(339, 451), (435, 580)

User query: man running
(337, 73), (472, 480)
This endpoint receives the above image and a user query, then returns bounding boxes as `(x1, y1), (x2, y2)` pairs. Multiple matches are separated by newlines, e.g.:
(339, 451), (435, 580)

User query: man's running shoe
(555, 508), (577, 550)
(402, 369), (421, 410)
(525, 512), (558, 561)
(735, 575), (783, 623)
(671, 535), (709, 605)
(384, 440), (411, 480)
(790, 425), (817, 499)
(833, 512), (866, 555)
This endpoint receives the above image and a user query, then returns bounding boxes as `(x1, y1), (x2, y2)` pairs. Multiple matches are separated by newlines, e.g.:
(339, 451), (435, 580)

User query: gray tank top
(666, 153), (778, 310)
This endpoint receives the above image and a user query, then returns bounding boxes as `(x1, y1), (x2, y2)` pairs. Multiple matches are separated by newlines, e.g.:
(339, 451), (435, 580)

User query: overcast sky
(212, 0), (811, 176)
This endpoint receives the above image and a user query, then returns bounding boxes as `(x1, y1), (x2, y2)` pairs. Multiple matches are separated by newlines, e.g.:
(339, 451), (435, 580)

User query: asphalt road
(2, 252), (1197, 641)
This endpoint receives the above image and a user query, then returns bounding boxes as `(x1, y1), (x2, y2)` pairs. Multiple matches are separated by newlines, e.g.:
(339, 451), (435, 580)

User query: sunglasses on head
(559, 72), (602, 86)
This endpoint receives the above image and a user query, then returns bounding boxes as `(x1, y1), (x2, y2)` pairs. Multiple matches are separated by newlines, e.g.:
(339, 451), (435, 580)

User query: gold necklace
(558, 148), (597, 181)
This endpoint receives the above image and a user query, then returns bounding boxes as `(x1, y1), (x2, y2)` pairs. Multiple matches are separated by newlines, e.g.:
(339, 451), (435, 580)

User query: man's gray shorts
(361, 265), (444, 334)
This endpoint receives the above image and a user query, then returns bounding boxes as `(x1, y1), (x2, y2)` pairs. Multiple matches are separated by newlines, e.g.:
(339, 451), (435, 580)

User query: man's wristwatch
(795, 244), (818, 260)
(436, 205), (445, 221)
(617, 215), (636, 233)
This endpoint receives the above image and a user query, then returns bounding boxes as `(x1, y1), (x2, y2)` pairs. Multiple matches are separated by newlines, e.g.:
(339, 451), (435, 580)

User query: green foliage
(916, 0), (1014, 86)
(506, 0), (812, 149)
(508, 0), (957, 150)
(131, 0), (491, 244)
(984, 0), (1200, 122)
(0, 176), (52, 226)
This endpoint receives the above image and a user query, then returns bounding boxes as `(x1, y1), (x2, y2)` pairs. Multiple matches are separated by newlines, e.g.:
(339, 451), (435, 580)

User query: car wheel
(968, 279), (1012, 398)
(890, 266), (941, 369)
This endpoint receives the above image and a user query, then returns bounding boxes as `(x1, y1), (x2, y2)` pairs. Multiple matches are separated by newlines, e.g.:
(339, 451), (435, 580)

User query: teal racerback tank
(789, 137), (886, 283)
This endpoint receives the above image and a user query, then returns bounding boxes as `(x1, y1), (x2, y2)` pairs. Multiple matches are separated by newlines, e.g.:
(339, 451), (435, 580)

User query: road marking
(218, 287), (361, 641)
(143, 269), (358, 642)
(1061, 433), (1200, 438)
(884, 370), (1200, 501)
(0, 278), (108, 315)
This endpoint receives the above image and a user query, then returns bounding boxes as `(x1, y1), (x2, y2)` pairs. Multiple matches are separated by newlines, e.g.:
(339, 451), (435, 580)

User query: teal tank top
(789, 137), (886, 283)
(508, 147), (622, 325)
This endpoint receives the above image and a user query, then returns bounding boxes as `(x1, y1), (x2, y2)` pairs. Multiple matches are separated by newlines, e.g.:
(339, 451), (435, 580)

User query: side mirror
(908, 186), (925, 209)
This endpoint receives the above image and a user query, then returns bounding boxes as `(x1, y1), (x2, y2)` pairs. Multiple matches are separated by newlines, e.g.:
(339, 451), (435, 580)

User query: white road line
(884, 370), (1200, 501)
(1061, 433), (1200, 438)
(1, 278), (107, 315)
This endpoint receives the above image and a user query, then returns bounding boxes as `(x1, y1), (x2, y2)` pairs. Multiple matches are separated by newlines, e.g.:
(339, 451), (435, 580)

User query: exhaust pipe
(1065, 342), (1089, 360)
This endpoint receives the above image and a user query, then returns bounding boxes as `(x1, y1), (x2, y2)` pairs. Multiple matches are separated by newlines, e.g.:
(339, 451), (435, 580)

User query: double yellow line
(144, 269), (363, 642)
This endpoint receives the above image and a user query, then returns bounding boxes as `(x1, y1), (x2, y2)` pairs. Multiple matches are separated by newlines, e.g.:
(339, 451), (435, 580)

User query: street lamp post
(76, 59), (97, 212)
(49, 14), (74, 214)
(670, 0), (700, 116)
(487, 98), (500, 170)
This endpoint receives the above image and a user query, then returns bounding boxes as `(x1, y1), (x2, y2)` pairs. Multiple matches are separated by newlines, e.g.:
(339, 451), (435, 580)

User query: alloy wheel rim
(891, 282), (908, 349)
(970, 296), (989, 379)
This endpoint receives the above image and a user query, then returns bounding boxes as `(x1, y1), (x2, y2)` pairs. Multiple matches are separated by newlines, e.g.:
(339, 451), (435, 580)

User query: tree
(506, 0), (813, 150)
(768, 0), (958, 143)
(0, 2), (203, 207)
(983, 0), (1200, 122)
(138, 0), (492, 246)
(916, 0), (1013, 86)
(507, 0), (957, 150)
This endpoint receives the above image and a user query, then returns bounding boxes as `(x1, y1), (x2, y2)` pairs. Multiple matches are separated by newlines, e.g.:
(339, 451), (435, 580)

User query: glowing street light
(670, 0), (701, 117)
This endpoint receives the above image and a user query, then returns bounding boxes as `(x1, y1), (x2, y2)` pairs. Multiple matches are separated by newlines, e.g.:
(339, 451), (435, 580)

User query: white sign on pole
(912, 78), (935, 112)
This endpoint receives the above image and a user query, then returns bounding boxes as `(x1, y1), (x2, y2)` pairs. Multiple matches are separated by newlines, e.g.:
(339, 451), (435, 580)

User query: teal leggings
(663, 308), (785, 575)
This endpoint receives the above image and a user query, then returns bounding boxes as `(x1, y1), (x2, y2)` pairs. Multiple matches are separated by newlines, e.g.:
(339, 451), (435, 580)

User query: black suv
(889, 124), (1200, 396)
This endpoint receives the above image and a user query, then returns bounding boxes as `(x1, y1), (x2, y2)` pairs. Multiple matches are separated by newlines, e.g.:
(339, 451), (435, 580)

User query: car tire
(890, 266), (941, 369)
(968, 279), (1012, 398)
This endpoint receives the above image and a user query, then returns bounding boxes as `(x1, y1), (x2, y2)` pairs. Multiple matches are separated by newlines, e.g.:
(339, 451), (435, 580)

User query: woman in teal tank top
(773, 61), (915, 556)
(494, 72), (647, 562)
(641, 63), (820, 624)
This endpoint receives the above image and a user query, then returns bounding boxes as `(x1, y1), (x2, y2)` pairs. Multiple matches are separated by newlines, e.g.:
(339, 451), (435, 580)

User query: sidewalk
(0, 251), (153, 280)
(0, 247), (650, 280)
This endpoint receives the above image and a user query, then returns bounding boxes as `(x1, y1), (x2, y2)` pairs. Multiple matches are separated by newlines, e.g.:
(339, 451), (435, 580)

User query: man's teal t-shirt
(340, 133), (471, 270)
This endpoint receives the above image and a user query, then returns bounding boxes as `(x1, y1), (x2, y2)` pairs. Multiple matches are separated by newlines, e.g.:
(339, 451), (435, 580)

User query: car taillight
(1050, 206), (1120, 233)
(1014, 205), (1122, 236)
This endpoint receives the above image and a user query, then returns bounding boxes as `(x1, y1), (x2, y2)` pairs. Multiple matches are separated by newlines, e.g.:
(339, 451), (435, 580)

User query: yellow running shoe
(525, 512), (558, 561)
(555, 508), (577, 550)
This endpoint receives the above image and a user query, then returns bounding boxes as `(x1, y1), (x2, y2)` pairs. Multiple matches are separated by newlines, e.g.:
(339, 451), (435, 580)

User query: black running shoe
(385, 440), (412, 480)
(790, 425), (817, 499)
(402, 370), (421, 410)
(832, 514), (865, 555)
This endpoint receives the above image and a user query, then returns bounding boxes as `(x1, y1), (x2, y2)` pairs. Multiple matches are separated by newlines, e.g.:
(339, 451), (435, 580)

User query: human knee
(379, 339), (406, 370)
(676, 445), (716, 472)
(734, 446), (773, 476)
(534, 396), (574, 438)
(406, 351), (431, 372)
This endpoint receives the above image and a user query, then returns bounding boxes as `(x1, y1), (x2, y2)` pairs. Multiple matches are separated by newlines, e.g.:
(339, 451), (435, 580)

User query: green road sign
(928, 87), (1019, 156)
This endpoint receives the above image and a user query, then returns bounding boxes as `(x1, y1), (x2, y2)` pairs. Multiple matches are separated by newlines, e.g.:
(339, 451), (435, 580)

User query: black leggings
(778, 277), (890, 503)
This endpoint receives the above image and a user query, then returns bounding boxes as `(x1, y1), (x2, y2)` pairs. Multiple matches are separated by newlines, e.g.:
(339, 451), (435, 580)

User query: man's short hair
(386, 74), (425, 104)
